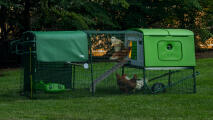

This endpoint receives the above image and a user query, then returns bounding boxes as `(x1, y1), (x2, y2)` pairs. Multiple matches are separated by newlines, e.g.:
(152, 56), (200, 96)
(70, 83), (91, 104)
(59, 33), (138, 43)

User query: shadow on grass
(0, 82), (196, 101)
(0, 87), (149, 100)
(0, 89), (27, 101)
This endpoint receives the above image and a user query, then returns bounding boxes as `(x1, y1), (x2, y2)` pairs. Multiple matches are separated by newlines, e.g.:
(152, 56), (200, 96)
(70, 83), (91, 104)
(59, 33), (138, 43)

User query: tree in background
(0, 0), (212, 47)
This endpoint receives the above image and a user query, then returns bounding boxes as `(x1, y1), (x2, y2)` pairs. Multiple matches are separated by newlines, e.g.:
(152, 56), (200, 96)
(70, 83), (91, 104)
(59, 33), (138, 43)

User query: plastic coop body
(130, 29), (196, 67)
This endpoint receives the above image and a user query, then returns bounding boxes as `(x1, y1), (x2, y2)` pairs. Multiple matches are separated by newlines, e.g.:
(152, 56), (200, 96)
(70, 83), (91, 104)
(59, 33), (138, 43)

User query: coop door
(125, 32), (144, 67)
(157, 40), (183, 61)
(128, 41), (140, 60)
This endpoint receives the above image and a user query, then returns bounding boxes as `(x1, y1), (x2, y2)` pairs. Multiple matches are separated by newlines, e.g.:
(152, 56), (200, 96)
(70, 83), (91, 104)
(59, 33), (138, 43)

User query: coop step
(92, 60), (128, 91)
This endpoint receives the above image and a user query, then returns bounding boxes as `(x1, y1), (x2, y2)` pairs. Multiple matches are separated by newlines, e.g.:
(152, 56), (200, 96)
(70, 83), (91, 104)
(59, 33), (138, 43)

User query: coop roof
(133, 29), (194, 36)
(27, 31), (88, 62)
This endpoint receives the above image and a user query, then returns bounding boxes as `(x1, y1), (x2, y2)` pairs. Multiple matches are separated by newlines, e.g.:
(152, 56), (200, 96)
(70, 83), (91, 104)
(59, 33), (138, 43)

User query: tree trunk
(0, 6), (6, 41)
(23, 0), (31, 31)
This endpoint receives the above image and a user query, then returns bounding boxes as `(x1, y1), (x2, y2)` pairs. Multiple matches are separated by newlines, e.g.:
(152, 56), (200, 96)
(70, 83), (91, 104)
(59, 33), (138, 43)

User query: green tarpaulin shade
(29, 31), (88, 62)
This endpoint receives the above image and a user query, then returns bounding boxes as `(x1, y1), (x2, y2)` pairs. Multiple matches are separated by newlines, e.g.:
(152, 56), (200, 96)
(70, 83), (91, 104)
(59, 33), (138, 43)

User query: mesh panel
(145, 68), (195, 94)
(36, 62), (72, 89)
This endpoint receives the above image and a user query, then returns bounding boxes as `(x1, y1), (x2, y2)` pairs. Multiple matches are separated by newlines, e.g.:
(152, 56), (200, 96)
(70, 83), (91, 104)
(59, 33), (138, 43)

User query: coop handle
(195, 71), (200, 76)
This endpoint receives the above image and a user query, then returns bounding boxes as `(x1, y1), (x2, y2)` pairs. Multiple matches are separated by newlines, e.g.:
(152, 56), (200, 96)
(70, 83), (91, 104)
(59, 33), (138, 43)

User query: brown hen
(116, 73), (137, 93)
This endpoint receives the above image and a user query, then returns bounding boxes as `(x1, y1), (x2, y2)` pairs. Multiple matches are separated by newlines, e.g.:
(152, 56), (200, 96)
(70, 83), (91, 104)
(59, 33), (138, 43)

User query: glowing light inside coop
(92, 49), (107, 56)
(128, 41), (132, 58)
(128, 41), (137, 60)
(199, 37), (213, 49)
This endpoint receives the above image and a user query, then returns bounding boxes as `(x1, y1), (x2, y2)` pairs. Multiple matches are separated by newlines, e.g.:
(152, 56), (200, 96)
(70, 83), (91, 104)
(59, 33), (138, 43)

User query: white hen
(111, 36), (123, 52)
(135, 78), (148, 90)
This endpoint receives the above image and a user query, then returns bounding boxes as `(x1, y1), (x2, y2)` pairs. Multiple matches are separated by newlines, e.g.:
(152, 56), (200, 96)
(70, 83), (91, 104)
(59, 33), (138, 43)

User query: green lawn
(0, 58), (213, 120)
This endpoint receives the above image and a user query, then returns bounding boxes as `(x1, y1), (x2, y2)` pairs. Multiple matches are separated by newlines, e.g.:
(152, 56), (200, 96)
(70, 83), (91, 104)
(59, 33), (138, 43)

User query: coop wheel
(151, 83), (166, 93)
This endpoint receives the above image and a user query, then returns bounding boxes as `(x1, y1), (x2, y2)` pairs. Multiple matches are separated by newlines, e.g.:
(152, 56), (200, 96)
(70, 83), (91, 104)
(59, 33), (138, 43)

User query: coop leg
(193, 67), (196, 93)
(90, 60), (95, 96)
(69, 64), (72, 89)
(143, 68), (149, 92)
(73, 65), (75, 90)
(168, 70), (172, 87)
(122, 66), (125, 75)
(92, 83), (95, 95)
(29, 47), (33, 99)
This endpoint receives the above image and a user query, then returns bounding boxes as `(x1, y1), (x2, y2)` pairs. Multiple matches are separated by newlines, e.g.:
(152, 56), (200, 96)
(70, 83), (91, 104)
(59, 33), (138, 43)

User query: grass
(0, 58), (213, 120)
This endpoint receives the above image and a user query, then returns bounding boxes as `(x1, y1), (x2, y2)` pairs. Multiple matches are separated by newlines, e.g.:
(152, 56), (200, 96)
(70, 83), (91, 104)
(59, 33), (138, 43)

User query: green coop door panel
(131, 41), (137, 60)
(158, 41), (182, 61)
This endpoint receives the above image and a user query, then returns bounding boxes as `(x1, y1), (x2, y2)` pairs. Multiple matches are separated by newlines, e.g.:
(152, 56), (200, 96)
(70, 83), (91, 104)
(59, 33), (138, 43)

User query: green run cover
(32, 31), (88, 62)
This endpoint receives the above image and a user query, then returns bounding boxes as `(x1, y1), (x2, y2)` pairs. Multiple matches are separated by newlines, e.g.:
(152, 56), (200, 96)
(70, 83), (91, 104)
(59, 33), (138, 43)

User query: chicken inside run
(87, 31), (146, 94)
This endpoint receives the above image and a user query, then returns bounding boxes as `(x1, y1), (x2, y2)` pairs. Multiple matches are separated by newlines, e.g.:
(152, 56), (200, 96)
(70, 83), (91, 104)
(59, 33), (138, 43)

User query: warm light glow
(199, 37), (213, 49)
(128, 41), (132, 58)
(92, 49), (107, 56)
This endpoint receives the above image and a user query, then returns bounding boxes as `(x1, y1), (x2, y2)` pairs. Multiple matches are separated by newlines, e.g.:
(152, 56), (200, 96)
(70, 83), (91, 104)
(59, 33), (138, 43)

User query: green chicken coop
(11, 29), (199, 98)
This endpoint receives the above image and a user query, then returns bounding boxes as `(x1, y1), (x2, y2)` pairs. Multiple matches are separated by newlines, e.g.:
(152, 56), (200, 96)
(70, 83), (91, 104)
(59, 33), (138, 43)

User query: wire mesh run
(17, 31), (197, 98)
